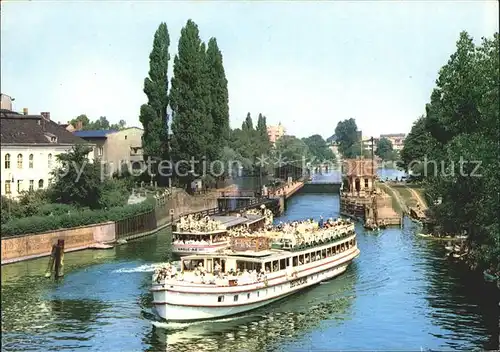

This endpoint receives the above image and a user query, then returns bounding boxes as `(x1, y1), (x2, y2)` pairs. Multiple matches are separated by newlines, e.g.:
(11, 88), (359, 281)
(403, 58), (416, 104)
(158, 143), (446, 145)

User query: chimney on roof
(23, 108), (28, 115)
(41, 112), (51, 121)
(76, 120), (83, 130)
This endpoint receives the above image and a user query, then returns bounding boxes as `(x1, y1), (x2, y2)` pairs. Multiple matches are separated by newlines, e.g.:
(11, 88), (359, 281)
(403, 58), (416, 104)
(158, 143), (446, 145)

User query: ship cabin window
(279, 259), (286, 270)
(236, 260), (261, 273)
(247, 293), (251, 300)
(257, 291), (260, 297)
(336, 245), (340, 253)
(326, 248), (331, 257)
(272, 260), (279, 272)
(183, 259), (205, 271)
(305, 252), (311, 263)
(234, 295), (238, 302)
(264, 263), (271, 273)
(322, 249), (327, 258)
(218, 296), (224, 302)
(292, 256), (298, 267)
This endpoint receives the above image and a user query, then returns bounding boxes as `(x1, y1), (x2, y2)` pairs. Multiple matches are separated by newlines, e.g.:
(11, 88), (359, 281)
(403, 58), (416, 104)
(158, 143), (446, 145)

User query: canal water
(1, 194), (498, 351)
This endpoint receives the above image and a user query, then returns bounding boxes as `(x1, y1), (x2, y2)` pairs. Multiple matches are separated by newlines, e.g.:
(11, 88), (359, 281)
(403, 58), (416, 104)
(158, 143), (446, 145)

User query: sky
(1, 1), (498, 139)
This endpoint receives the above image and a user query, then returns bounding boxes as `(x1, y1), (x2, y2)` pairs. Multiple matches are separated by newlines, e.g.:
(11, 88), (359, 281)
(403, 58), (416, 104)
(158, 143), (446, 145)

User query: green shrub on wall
(1, 201), (155, 237)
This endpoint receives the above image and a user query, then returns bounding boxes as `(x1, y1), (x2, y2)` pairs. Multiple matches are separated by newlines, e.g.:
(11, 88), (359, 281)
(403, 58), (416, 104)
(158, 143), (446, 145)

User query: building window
(38, 179), (44, 189)
(98, 147), (103, 156)
(48, 154), (53, 168)
(4, 154), (11, 169)
(29, 154), (34, 168)
(5, 180), (11, 194)
(29, 180), (34, 191)
(17, 180), (23, 193)
(217, 296), (224, 302)
(124, 135), (127, 140)
(17, 154), (23, 169)
(364, 178), (369, 188)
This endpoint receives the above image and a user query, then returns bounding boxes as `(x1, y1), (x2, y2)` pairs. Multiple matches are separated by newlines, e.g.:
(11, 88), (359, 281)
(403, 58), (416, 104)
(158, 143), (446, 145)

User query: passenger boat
(152, 218), (359, 321)
(172, 209), (271, 255)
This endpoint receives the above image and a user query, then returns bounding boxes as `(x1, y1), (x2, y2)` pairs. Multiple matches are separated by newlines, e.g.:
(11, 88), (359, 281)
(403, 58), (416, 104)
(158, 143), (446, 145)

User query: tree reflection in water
(422, 242), (499, 351)
(146, 269), (357, 352)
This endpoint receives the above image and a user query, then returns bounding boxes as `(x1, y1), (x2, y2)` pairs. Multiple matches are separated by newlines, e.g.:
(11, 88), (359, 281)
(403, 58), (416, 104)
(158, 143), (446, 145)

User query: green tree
(50, 144), (102, 209)
(170, 20), (213, 185)
(334, 118), (360, 158)
(275, 135), (309, 166)
(256, 113), (272, 157)
(69, 114), (90, 129)
(400, 31), (500, 271)
(398, 116), (436, 178)
(375, 137), (397, 161)
(242, 112), (254, 131)
(110, 119), (127, 130)
(206, 37), (230, 153)
(302, 134), (335, 164)
(139, 22), (170, 172)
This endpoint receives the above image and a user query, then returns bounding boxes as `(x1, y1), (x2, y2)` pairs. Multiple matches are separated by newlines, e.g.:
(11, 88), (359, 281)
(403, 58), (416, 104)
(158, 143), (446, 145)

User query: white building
(1, 108), (94, 199)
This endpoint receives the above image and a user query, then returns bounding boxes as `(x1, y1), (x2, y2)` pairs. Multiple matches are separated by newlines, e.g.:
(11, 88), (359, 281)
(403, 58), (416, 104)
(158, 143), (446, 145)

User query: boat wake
(113, 263), (167, 274)
(151, 314), (247, 330)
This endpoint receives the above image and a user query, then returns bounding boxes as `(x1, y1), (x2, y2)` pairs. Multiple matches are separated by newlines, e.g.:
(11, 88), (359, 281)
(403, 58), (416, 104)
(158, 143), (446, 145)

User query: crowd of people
(177, 214), (224, 232)
(172, 234), (229, 245)
(270, 217), (354, 249)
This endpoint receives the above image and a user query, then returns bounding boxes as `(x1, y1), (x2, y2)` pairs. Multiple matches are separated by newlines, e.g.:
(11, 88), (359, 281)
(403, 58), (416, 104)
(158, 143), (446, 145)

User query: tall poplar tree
(170, 20), (213, 183)
(256, 113), (271, 156)
(139, 23), (170, 174)
(206, 37), (230, 153)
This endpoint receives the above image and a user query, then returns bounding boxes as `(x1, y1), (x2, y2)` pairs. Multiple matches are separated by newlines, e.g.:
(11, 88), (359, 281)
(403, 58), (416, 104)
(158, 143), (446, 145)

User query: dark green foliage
(398, 116), (437, 179)
(206, 37), (230, 153)
(302, 134), (335, 164)
(400, 31), (500, 270)
(334, 118), (362, 158)
(275, 136), (309, 166)
(1, 201), (155, 237)
(139, 22), (170, 170)
(228, 113), (273, 171)
(170, 20), (213, 179)
(50, 144), (102, 208)
(256, 113), (272, 157)
(98, 179), (131, 209)
(1, 196), (22, 224)
(70, 115), (126, 130)
(375, 138), (398, 161)
(49, 145), (132, 209)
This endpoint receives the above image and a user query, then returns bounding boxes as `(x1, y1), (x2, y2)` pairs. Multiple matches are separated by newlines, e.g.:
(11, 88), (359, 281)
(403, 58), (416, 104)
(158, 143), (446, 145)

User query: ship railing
(173, 272), (264, 286)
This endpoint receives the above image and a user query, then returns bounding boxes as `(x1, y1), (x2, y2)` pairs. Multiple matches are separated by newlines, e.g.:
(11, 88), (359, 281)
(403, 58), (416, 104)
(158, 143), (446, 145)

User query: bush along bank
(1, 200), (155, 237)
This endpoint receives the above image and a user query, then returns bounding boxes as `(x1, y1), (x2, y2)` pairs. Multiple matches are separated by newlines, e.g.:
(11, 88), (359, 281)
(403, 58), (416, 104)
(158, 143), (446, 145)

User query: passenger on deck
(319, 216), (324, 228)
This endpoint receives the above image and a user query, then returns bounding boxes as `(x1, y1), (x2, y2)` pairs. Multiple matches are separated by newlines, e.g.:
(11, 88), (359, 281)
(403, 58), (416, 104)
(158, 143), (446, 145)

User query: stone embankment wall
(1, 190), (219, 264)
(1, 222), (115, 263)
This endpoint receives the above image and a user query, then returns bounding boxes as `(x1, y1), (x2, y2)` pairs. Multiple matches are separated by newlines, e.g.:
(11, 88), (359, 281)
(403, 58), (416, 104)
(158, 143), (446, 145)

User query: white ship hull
(152, 247), (359, 321)
(172, 242), (230, 255)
